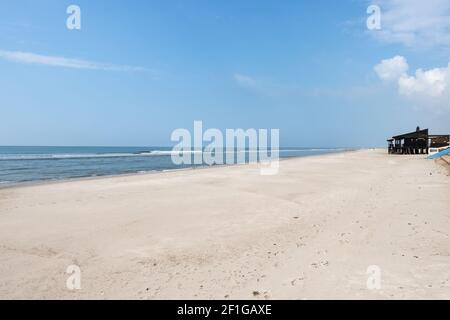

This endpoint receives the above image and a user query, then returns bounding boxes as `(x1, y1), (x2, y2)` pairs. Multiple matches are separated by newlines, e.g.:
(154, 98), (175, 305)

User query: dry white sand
(0, 149), (449, 300)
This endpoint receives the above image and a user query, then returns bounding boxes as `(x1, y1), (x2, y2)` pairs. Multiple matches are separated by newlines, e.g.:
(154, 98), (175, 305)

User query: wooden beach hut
(387, 126), (449, 155)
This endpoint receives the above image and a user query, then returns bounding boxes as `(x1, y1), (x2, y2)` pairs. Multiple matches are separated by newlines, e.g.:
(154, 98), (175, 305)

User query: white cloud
(375, 55), (450, 111)
(374, 55), (408, 81)
(370, 0), (450, 49)
(0, 49), (149, 72)
(234, 73), (258, 88)
(399, 66), (449, 97)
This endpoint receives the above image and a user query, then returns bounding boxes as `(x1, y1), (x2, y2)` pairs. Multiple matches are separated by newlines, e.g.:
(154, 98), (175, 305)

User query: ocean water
(0, 146), (347, 186)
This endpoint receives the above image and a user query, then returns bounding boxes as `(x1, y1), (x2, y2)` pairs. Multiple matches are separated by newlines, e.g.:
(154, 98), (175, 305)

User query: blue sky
(0, 0), (449, 147)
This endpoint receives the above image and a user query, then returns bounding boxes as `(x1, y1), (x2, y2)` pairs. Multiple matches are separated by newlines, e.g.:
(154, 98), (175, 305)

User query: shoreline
(1, 148), (449, 299)
(0, 148), (357, 191)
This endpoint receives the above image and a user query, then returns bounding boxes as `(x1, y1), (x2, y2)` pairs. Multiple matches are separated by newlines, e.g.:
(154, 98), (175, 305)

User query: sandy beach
(0, 149), (449, 300)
